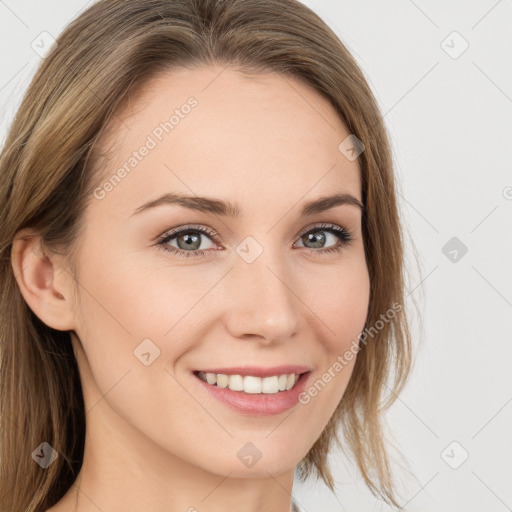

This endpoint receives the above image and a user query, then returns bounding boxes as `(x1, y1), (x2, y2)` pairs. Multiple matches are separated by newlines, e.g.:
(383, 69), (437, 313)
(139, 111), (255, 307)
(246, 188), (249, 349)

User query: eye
(294, 223), (353, 255)
(156, 225), (219, 258)
(156, 222), (354, 258)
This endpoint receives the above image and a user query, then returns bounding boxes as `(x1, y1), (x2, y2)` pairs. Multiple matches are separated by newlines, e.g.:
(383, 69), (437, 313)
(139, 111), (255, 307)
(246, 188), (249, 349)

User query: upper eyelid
(297, 222), (348, 236)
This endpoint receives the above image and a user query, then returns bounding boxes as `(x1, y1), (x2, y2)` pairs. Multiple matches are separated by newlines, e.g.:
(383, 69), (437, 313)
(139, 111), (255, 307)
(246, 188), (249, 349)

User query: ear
(11, 229), (77, 331)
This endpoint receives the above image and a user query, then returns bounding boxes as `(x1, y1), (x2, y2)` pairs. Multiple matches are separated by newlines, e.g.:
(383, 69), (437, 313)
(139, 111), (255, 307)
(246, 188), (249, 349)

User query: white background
(1, 1), (511, 511)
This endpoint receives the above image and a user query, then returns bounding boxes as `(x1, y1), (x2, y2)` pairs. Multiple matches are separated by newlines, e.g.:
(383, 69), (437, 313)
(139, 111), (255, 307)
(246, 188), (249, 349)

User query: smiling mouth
(193, 370), (307, 394)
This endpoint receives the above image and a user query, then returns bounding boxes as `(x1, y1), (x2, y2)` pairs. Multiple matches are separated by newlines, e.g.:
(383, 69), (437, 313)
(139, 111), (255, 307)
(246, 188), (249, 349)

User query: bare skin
(12, 65), (370, 512)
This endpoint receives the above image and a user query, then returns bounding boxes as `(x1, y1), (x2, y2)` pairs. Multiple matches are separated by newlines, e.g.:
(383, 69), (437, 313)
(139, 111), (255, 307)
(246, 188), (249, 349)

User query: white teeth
(197, 372), (301, 394)
(228, 374), (244, 391)
(261, 376), (279, 394)
(244, 375), (263, 394)
(216, 374), (229, 388)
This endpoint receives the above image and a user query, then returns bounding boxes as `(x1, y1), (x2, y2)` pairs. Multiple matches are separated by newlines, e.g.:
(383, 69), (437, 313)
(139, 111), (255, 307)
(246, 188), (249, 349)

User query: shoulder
(291, 499), (305, 512)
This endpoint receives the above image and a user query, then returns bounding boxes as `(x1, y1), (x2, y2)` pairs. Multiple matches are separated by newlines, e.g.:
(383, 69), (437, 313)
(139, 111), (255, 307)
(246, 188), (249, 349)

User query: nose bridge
(224, 241), (299, 342)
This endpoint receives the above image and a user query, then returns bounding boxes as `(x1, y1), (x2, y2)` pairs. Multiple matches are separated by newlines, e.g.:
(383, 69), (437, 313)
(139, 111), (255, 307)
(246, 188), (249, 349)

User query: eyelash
(156, 222), (354, 259)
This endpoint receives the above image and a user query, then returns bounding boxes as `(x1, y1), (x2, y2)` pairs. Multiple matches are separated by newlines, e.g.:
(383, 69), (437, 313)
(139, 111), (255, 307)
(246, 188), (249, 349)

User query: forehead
(92, 65), (362, 216)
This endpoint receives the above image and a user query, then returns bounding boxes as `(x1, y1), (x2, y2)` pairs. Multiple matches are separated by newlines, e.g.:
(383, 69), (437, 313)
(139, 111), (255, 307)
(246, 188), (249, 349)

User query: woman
(0, 0), (413, 510)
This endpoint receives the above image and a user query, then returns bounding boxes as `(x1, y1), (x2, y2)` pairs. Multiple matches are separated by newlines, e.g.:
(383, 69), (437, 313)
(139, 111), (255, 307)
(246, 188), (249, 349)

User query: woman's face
(67, 65), (370, 478)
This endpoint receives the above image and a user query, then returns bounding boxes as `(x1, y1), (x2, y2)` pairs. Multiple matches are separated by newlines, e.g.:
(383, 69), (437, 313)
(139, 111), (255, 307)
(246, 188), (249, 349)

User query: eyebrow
(131, 191), (364, 218)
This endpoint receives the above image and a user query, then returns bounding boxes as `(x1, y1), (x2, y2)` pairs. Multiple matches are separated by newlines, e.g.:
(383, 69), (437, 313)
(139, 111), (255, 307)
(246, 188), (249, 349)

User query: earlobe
(11, 229), (76, 331)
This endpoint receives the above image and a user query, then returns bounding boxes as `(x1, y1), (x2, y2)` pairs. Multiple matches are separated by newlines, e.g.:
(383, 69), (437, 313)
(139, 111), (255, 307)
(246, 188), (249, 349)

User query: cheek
(71, 254), (202, 437)
(302, 256), (370, 349)
(294, 258), (369, 410)
(72, 250), (224, 392)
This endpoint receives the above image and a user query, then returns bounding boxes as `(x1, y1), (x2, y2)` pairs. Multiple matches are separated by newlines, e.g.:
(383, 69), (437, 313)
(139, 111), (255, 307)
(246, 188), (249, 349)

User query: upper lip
(194, 365), (312, 378)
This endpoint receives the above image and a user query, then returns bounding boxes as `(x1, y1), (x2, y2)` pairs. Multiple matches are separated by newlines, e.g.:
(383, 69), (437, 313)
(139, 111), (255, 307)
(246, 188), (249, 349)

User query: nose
(223, 247), (300, 345)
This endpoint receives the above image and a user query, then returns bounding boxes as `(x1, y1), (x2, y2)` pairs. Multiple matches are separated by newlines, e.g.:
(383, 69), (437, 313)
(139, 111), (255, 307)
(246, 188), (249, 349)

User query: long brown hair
(0, 0), (413, 510)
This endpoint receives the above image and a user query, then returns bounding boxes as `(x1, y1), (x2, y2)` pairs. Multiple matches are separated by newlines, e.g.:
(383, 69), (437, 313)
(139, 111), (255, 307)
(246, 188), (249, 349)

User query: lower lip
(193, 372), (311, 416)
